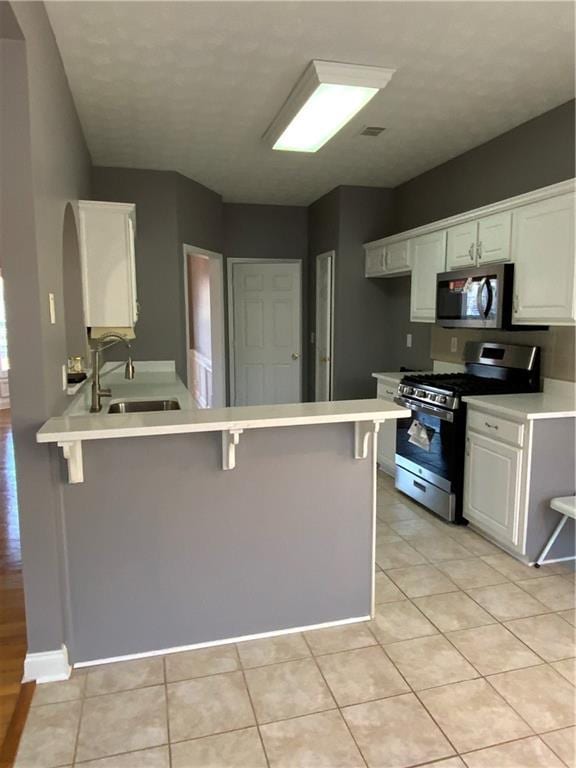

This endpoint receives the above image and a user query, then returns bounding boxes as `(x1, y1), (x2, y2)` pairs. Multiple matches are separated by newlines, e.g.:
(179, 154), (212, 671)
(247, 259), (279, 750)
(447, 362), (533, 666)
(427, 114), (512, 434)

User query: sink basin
(108, 399), (181, 414)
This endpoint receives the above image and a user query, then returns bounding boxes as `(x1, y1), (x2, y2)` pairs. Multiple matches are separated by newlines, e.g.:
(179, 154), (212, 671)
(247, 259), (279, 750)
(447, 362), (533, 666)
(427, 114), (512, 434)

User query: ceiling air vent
(360, 126), (386, 137)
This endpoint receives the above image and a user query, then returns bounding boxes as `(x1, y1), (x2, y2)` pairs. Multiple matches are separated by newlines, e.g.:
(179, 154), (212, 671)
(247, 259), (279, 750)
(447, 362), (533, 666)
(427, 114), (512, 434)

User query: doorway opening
(183, 246), (226, 408)
(228, 259), (302, 406)
(314, 251), (335, 402)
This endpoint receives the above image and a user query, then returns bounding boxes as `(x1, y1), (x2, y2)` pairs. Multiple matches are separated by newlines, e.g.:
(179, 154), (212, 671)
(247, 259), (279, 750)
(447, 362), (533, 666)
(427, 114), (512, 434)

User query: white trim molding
(24, 645), (71, 683)
(364, 178), (576, 250)
(74, 614), (371, 670)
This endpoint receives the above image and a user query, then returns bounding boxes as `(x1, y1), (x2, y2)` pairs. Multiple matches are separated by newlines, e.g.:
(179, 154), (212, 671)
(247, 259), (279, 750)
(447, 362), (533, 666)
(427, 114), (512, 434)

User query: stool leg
(535, 515), (568, 567)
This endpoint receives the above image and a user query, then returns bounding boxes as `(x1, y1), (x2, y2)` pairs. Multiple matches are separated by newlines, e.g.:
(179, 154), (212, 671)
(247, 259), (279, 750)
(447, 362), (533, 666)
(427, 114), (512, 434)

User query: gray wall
(308, 187), (418, 400)
(224, 203), (309, 400)
(60, 424), (373, 662)
(395, 99), (576, 231)
(1, 1), (91, 654)
(91, 168), (223, 380)
(379, 277), (432, 373)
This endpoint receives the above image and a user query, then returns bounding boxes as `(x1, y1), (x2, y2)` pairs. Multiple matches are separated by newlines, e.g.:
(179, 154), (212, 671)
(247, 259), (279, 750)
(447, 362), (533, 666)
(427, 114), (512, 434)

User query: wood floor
(0, 410), (31, 767)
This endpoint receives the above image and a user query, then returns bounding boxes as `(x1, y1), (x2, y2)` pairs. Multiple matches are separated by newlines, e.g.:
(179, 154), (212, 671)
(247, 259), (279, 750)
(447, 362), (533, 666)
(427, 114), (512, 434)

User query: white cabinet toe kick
(37, 400), (410, 483)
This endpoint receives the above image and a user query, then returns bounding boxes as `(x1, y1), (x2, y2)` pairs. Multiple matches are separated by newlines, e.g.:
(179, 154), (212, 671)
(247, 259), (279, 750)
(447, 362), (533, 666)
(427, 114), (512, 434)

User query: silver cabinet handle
(385, 389), (394, 396)
(468, 243), (475, 261)
(466, 437), (470, 456)
(484, 421), (498, 430)
(476, 241), (482, 260)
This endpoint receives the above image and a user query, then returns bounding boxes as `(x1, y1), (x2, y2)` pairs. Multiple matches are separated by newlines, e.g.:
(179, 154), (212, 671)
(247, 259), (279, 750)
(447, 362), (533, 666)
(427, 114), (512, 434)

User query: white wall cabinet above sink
(78, 201), (138, 329)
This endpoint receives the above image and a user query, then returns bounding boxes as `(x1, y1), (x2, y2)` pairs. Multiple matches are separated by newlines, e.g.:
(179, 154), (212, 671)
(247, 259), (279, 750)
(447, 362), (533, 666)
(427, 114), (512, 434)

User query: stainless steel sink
(108, 399), (181, 414)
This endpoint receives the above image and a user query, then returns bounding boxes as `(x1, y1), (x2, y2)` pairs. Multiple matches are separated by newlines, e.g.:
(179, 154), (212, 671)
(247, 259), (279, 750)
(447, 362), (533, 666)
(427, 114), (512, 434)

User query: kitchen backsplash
(431, 326), (576, 382)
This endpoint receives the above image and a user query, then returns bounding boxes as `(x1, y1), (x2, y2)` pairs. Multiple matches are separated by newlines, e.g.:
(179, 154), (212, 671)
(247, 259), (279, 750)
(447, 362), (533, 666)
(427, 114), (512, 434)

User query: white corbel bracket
(222, 428), (243, 470)
(354, 421), (380, 460)
(57, 441), (84, 484)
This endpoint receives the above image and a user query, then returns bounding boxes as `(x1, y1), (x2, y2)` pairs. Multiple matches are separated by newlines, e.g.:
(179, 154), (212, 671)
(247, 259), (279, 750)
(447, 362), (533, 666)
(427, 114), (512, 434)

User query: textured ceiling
(46, 1), (575, 205)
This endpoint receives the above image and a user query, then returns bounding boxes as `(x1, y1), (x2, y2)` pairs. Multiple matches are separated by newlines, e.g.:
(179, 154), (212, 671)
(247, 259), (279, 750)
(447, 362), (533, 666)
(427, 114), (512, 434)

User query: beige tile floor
(15, 472), (576, 768)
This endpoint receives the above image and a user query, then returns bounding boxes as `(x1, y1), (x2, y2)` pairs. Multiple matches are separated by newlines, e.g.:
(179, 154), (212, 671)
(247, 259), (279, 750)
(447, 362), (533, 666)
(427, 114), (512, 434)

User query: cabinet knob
(291, 352), (300, 360)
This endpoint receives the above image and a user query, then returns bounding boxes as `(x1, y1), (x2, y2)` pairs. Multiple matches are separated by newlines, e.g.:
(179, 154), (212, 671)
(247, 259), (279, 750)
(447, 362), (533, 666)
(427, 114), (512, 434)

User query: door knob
(291, 352), (300, 360)
(320, 356), (330, 363)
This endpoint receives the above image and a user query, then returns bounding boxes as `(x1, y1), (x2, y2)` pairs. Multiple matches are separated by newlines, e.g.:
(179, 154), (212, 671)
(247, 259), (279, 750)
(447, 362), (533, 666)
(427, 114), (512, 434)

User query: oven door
(395, 397), (456, 492)
(436, 264), (511, 329)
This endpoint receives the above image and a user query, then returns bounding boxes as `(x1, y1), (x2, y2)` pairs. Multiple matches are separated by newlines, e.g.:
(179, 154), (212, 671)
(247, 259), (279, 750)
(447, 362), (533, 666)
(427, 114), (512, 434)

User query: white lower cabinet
(464, 431), (522, 548)
(376, 379), (398, 474)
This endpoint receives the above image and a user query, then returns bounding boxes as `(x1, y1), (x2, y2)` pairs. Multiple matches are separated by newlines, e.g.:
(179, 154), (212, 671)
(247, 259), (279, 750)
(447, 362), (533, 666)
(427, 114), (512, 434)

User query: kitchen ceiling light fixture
(264, 61), (395, 153)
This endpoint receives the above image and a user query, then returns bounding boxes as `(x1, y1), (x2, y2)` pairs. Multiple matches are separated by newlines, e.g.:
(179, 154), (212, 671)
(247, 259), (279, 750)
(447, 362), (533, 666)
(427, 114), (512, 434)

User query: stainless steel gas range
(394, 342), (540, 523)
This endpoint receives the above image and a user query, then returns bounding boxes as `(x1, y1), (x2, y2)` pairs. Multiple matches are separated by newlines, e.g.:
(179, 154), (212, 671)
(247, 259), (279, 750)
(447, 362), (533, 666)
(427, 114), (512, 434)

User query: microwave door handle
(476, 277), (487, 318)
(483, 278), (494, 318)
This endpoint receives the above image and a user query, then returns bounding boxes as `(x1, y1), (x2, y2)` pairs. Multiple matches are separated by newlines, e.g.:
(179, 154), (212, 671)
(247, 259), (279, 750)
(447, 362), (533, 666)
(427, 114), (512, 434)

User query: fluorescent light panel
(265, 61), (395, 153)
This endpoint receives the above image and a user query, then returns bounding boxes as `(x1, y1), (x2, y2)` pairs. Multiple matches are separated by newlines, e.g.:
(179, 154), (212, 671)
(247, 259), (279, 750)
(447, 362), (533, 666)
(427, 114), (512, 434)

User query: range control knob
(437, 395), (447, 404)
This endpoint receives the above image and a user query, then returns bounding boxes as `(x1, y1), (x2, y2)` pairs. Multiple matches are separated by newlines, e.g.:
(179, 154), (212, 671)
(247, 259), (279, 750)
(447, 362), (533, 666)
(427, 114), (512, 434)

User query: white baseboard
(24, 645), (71, 684)
(74, 615), (371, 669)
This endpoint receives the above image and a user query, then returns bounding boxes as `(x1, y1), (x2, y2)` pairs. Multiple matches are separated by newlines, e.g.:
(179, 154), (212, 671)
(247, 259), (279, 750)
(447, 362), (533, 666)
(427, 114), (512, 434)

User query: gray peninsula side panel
(60, 423), (374, 663)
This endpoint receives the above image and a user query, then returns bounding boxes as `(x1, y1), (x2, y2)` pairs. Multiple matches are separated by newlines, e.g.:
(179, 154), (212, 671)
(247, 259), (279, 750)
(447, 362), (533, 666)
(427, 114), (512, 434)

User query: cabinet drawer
(467, 410), (524, 446)
(377, 381), (398, 401)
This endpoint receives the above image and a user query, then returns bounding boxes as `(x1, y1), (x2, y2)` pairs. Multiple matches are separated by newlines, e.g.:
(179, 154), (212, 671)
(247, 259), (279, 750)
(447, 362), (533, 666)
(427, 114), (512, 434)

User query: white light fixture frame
(263, 60), (395, 152)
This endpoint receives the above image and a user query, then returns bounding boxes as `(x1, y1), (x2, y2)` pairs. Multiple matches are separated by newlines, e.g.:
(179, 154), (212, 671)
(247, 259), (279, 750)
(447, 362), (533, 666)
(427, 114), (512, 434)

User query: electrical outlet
(61, 364), (67, 392)
(450, 336), (458, 353)
(49, 293), (56, 325)
(406, 333), (412, 348)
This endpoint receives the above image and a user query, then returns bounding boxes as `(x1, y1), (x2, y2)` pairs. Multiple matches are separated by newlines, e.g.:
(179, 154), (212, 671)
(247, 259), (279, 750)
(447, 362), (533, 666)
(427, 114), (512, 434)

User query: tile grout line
(235, 642), (271, 768)
(162, 656), (173, 768)
(300, 630), (370, 768)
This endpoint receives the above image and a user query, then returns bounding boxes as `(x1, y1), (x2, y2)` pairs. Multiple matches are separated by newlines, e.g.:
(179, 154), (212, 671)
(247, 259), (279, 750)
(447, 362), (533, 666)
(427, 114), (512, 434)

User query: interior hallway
(0, 410), (32, 767)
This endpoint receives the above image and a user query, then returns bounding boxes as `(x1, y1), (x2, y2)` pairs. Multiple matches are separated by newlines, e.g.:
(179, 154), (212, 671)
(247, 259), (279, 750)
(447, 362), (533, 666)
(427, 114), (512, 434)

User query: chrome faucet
(90, 333), (135, 413)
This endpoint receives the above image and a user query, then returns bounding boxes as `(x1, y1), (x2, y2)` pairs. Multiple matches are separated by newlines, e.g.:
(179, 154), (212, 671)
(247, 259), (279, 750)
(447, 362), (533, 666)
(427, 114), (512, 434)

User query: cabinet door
(385, 241), (410, 273)
(464, 431), (522, 548)
(79, 203), (137, 328)
(512, 193), (575, 325)
(410, 231), (447, 322)
(446, 222), (477, 270)
(365, 245), (386, 277)
(477, 211), (511, 264)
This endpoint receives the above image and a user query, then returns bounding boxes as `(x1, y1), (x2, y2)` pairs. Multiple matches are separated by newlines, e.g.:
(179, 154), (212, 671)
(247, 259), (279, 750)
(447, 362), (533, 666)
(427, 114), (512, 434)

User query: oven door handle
(394, 396), (454, 423)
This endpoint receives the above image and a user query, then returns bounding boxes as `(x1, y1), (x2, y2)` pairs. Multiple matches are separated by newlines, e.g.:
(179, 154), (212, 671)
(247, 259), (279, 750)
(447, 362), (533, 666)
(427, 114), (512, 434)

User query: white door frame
(183, 245), (226, 408)
(227, 258), (302, 407)
(314, 251), (335, 401)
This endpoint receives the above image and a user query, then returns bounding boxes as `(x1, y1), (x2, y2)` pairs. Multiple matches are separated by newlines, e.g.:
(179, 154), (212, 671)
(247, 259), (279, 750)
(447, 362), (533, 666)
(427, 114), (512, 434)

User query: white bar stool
(535, 496), (576, 568)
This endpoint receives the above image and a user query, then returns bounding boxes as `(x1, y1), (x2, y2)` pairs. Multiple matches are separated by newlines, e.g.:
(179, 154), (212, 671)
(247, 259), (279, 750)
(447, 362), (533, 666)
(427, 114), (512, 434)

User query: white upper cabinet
(385, 240), (410, 273)
(365, 241), (410, 277)
(477, 211), (512, 265)
(446, 221), (477, 270)
(78, 201), (138, 329)
(363, 180), (574, 326)
(511, 193), (575, 325)
(365, 244), (386, 277)
(446, 212), (512, 270)
(409, 231), (447, 322)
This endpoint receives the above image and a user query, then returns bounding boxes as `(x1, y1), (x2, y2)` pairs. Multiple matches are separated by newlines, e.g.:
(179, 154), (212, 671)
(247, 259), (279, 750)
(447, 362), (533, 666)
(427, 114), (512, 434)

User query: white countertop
(372, 371), (407, 383)
(38, 363), (410, 444)
(463, 391), (576, 421)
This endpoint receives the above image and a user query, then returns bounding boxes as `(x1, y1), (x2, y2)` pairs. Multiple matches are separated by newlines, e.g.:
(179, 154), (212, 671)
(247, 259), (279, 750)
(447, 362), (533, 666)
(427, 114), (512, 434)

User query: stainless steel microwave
(436, 263), (514, 329)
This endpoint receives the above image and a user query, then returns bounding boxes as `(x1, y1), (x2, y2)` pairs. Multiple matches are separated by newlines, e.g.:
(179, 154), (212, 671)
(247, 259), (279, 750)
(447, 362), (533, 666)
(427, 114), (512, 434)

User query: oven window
(396, 409), (456, 482)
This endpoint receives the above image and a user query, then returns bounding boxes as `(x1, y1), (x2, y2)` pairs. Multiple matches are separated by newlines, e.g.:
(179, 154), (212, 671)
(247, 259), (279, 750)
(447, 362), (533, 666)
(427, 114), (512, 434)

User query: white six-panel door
(231, 261), (301, 406)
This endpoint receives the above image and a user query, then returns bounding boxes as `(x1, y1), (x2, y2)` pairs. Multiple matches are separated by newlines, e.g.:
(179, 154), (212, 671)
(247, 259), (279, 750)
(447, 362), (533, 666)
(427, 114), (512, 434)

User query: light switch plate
(406, 333), (412, 348)
(49, 293), (56, 325)
(450, 336), (458, 353)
